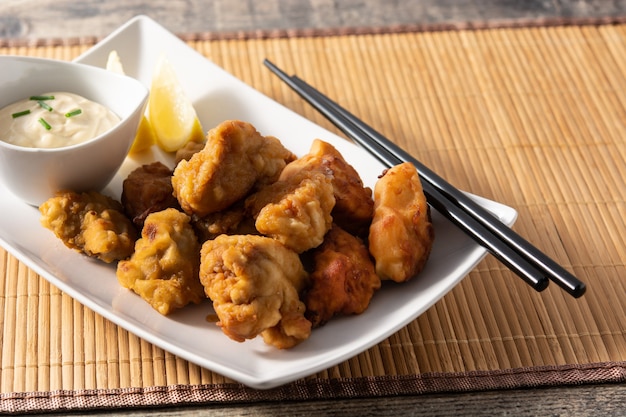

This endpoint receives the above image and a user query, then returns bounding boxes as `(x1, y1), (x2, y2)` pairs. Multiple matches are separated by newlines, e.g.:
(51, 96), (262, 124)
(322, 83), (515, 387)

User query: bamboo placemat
(1, 23), (626, 413)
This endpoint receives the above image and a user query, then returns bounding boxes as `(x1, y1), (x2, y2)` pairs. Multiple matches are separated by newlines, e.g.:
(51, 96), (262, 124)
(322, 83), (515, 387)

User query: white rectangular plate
(0, 16), (517, 389)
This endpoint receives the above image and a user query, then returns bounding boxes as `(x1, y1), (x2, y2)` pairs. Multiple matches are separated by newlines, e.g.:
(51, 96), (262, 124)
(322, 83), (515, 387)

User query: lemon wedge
(105, 50), (125, 75)
(148, 54), (205, 152)
(106, 51), (155, 153)
(129, 115), (157, 153)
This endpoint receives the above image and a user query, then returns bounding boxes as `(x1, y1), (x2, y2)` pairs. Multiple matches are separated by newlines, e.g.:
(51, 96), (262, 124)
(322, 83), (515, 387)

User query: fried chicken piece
(245, 171), (335, 253)
(304, 225), (381, 327)
(172, 120), (296, 217)
(199, 234), (311, 349)
(121, 162), (179, 228)
(39, 190), (137, 263)
(116, 208), (204, 315)
(175, 140), (206, 165)
(191, 200), (257, 242)
(368, 162), (434, 282)
(279, 139), (373, 236)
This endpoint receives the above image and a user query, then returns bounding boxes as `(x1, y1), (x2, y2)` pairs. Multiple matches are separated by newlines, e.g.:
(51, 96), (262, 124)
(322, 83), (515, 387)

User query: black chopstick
(264, 59), (586, 298)
(287, 75), (584, 297)
(265, 64), (547, 293)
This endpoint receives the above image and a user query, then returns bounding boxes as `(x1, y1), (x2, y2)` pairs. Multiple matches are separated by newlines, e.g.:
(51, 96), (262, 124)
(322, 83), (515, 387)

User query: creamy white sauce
(0, 92), (120, 148)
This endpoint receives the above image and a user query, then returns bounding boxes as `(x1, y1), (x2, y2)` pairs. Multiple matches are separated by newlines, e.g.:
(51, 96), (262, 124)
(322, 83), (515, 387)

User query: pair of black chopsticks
(263, 59), (586, 298)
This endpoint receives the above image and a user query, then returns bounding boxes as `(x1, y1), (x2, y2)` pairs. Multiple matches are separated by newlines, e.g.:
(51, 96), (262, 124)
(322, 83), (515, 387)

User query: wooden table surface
(2, 1), (626, 416)
(2, 0), (626, 41)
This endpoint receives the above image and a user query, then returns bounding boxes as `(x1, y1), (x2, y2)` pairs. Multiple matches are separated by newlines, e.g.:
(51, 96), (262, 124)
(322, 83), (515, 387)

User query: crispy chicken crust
(245, 171), (335, 253)
(116, 208), (204, 315)
(191, 200), (257, 243)
(304, 224), (381, 327)
(279, 139), (374, 236)
(121, 161), (180, 228)
(199, 234), (311, 349)
(368, 162), (434, 282)
(172, 120), (296, 217)
(174, 140), (206, 165)
(39, 190), (137, 263)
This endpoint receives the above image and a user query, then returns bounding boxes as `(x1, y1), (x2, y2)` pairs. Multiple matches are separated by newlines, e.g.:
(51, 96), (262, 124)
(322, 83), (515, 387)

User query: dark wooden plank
(1, 0), (625, 40)
(41, 383), (626, 416)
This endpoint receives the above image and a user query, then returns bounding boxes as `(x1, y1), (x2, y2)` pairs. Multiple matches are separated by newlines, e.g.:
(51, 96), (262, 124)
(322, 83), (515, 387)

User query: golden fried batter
(172, 120), (296, 217)
(304, 225), (381, 327)
(368, 162), (434, 282)
(175, 140), (206, 165)
(280, 139), (373, 236)
(191, 200), (257, 242)
(245, 171), (335, 253)
(121, 162), (179, 228)
(116, 208), (204, 315)
(40, 190), (137, 263)
(200, 234), (311, 349)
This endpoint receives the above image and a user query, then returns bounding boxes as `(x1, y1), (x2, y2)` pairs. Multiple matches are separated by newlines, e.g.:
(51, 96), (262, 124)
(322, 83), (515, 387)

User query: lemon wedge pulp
(148, 54), (205, 152)
(105, 50), (125, 75)
(130, 115), (157, 153)
(106, 51), (155, 153)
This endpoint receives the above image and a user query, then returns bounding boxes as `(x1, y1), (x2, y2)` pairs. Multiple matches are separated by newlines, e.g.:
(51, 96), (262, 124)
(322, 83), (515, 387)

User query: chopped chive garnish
(38, 117), (51, 130)
(30, 95), (55, 101)
(65, 108), (82, 118)
(11, 110), (31, 118)
(37, 100), (53, 111)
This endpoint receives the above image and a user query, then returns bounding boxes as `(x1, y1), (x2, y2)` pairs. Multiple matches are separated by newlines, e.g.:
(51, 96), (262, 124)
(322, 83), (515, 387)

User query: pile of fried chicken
(39, 120), (434, 349)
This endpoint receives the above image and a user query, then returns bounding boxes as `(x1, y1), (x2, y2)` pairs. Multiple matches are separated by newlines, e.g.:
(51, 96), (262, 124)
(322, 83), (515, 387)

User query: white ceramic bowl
(0, 55), (149, 206)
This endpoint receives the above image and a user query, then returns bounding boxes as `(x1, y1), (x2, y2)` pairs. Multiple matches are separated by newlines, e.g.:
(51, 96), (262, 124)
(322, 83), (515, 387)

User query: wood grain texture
(1, 0), (626, 41)
(39, 384), (626, 416)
